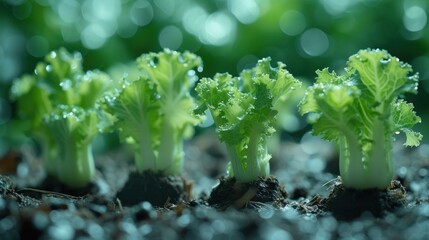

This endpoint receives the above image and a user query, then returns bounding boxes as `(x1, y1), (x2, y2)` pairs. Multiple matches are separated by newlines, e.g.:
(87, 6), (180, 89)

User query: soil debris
(304, 177), (408, 220)
(208, 176), (287, 210)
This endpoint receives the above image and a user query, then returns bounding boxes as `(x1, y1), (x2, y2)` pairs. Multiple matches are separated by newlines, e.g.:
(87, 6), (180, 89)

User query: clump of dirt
(306, 178), (408, 220)
(208, 176), (288, 210)
(116, 171), (186, 207)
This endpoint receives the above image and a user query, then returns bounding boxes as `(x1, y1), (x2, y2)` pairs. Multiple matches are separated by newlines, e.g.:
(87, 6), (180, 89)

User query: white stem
(158, 121), (183, 175)
(366, 119), (393, 189)
(339, 130), (365, 189)
(57, 142), (95, 188)
(135, 117), (157, 173)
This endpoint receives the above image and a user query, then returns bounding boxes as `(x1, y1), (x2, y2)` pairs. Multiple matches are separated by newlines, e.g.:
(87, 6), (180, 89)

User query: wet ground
(1, 131), (429, 239)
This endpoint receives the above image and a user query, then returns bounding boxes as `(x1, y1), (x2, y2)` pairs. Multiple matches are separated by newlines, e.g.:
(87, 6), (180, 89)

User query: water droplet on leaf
(49, 51), (57, 59)
(380, 58), (391, 65)
(60, 79), (72, 90)
(45, 65), (52, 72)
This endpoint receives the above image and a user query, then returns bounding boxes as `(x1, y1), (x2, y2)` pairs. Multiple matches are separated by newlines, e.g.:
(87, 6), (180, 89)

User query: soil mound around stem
(0, 150), (110, 197)
(1, 174), (117, 211)
(35, 174), (105, 197)
(307, 178), (407, 220)
(116, 171), (185, 207)
(208, 176), (287, 210)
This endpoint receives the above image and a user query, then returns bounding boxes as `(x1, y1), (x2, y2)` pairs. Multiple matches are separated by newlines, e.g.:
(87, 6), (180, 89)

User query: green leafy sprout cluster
(11, 48), (112, 187)
(102, 49), (203, 175)
(11, 48), (422, 190)
(299, 49), (422, 189)
(196, 59), (301, 182)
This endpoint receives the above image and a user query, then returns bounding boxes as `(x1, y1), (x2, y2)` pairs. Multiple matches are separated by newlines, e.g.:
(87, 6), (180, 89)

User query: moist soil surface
(1, 133), (429, 239)
(116, 171), (186, 207)
(208, 176), (287, 209)
(299, 178), (408, 220)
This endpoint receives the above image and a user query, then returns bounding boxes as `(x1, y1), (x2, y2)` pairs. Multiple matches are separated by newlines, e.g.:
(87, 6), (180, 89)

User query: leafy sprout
(299, 49), (422, 189)
(196, 58), (301, 182)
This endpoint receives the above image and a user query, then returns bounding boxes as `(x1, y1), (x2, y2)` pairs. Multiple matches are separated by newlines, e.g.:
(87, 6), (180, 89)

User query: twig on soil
(233, 187), (257, 209)
(17, 188), (86, 200)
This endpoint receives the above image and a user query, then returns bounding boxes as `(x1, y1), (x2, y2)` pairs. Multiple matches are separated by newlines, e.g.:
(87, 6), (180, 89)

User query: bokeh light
(300, 28), (329, 57)
(228, 0), (260, 24)
(279, 10), (306, 36)
(321, 0), (355, 15)
(200, 11), (236, 46)
(26, 35), (49, 57)
(403, 6), (427, 32)
(159, 25), (183, 50)
(130, 0), (153, 27)
(57, 0), (80, 23)
(182, 5), (208, 36)
(81, 24), (108, 49)
(2, 0), (429, 152)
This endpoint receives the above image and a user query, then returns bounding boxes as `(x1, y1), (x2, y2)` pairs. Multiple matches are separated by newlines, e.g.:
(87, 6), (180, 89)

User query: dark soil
(116, 171), (186, 207)
(300, 178), (408, 220)
(208, 176), (287, 209)
(34, 175), (104, 197)
(0, 174), (120, 239)
(1, 134), (429, 239)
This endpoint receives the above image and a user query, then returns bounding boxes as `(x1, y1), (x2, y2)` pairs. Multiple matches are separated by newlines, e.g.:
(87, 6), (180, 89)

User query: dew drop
(45, 65), (52, 72)
(178, 55), (185, 63)
(380, 58), (391, 65)
(187, 70), (196, 77)
(49, 51), (57, 59)
(149, 60), (157, 68)
(59, 79), (72, 90)
(70, 63), (78, 71)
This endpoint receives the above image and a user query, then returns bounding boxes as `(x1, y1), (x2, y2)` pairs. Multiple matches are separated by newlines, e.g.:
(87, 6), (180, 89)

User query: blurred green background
(1, 0), (428, 155)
